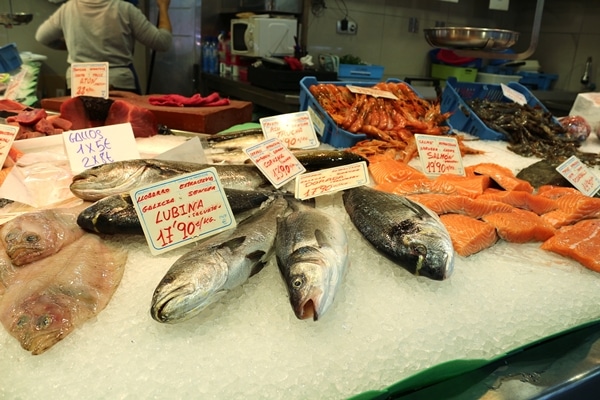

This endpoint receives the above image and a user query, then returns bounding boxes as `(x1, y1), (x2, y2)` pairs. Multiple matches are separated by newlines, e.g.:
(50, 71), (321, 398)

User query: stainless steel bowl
(424, 27), (519, 51)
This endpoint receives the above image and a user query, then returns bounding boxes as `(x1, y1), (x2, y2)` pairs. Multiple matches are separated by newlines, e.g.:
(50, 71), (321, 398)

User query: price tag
(500, 83), (527, 105)
(415, 134), (465, 176)
(0, 124), (18, 167)
(295, 161), (370, 200)
(347, 85), (398, 100)
(260, 111), (319, 149)
(556, 155), (600, 197)
(131, 168), (236, 255)
(306, 106), (325, 137)
(62, 122), (140, 173)
(244, 137), (306, 189)
(71, 62), (109, 98)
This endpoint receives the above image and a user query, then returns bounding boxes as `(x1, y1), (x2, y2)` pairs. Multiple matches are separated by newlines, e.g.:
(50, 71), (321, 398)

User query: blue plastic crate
(0, 43), (22, 73)
(517, 71), (558, 91)
(440, 77), (559, 141)
(338, 64), (384, 83)
(300, 76), (418, 148)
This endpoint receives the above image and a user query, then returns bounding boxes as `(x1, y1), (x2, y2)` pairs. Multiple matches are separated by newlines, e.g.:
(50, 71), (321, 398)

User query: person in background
(35, 0), (172, 95)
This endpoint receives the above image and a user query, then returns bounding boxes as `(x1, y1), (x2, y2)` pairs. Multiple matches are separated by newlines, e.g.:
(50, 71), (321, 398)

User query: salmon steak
(439, 213), (498, 257)
(541, 219), (600, 273)
(482, 208), (556, 243)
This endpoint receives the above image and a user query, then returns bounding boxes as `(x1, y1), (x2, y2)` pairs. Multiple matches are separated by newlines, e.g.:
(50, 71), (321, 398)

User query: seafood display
(151, 197), (288, 323)
(467, 99), (600, 166)
(343, 186), (454, 280)
(276, 200), (349, 321)
(367, 155), (600, 265)
(0, 233), (127, 354)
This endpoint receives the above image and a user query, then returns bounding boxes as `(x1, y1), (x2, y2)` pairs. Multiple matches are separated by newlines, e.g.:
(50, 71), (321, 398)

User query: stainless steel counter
(200, 72), (300, 115)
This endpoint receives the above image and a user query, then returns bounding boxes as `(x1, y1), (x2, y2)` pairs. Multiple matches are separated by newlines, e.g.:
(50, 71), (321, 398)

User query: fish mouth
(151, 283), (198, 323)
(296, 299), (318, 321)
(24, 331), (64, 355)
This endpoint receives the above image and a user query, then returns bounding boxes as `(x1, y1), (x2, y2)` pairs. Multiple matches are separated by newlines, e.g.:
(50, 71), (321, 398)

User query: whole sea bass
(69, 159), (271, 201)
(150, 196), (289, 323)
(276, 200), (349, 321)
(343, 186), (454, 280)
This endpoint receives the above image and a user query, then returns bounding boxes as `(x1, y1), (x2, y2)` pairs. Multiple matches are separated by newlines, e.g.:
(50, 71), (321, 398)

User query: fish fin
(219, 236), (247, 251)
(249, 259), (268, 276)
(314, 229), (333, 249)
(246, 250), (267, 265)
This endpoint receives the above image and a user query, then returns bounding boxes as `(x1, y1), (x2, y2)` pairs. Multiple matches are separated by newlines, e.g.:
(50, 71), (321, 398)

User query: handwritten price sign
(295, 162), (370, 200)
(71, 62), (109, 98)
(556, 155), (600, 197)
(244, 137), (306, 189)
(0, 124), (18, 167)
(131, 168), (236, 255)
(260, 111), (319, 149)
(415, 134), (465, 176)
(62, 122), (140, 173)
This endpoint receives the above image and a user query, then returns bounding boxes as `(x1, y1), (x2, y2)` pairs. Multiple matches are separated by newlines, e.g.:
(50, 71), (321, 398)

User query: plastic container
(431, 63), (478, 83)
(0, 43), (22, 73)
(337, 64), (384, 83)
(476, 72), (522, 84)
(440, 77), (559, 141)
(517, 71), (558, 91)
(300, 76), (419, 148)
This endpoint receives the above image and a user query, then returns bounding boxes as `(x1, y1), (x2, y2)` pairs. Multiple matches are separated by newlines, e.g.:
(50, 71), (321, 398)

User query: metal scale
(0, 0), (33, 28)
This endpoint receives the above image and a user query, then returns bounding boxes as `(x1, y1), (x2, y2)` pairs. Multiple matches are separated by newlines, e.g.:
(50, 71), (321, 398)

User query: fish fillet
(439, 213), (498, 257)
(482, 208), (556, 243)
(541, 219), (600, 272)
(407, 194), (514, 218)
(541, 194), (600, 228)
(477, 191), (558, 215)
(469, 163), (534, 193)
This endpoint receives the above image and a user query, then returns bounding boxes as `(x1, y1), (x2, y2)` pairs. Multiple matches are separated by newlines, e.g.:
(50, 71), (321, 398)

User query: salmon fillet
(435, 174), (491, 198)
(469, 163), (534, 193)
(407, 194), (514, 218)
(477, 190), (558, 215)
(482, 208), (556, 243)
(368, 158), (426, 184)
(440, 213), (498, 257)
(541, 219), (600, 272)
(541, 194), (600, 228)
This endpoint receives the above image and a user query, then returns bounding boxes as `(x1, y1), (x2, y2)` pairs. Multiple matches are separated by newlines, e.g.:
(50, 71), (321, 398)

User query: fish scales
(276, 201), (349, 321)
(150, 196), (289, 323)
(342, 186), (454, 280)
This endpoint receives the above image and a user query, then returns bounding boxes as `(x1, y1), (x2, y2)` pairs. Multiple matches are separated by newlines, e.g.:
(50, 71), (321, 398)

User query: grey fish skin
(150, 196), (289, 324)
(342, 186), (454, 281)
(276, 201), (348, 321)
(70, 159), (271, 201)
(292, 149), (369, 171)
(76, 189), (276, 235)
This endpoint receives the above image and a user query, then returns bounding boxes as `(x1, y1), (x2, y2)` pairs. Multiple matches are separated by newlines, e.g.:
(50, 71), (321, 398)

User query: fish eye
(36, 315), (53, 329)
(17, 315), (29, 327)
(25, 234), (40, 244)
(412, 244), (427, 256)
(4, 229), (18, 243)
(292, 276), (304, 288)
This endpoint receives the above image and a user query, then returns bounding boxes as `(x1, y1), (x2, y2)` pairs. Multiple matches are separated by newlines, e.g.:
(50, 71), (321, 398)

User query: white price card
(347, 85), (398, 100)
(71, 62), (109, 98)
(244, 137), (306, 189)
(501, 83), (527, 105)
(556, 155), (600, 197)
(62, 122), (140, 173)
(260, 111), (319, 149)
(0, 124), (18, 167)
(295, 161), (370, 200)
(131, 168), (236, 255)
(415, 134), (465, 176)
(3, 69), (26, 101)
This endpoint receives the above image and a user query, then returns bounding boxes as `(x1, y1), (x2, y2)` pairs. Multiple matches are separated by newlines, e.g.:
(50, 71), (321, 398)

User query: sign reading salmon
(71, 62), (109, 99)
(131, 168), (236, 255)
(62, 122), (140, 173)
(415, 134), (465, 176)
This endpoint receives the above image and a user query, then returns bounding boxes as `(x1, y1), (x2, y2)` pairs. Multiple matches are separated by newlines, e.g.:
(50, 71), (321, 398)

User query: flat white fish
(276, 201), (349, 321)
(343, 186), (454, 280)
(0, 234), (127, 355)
